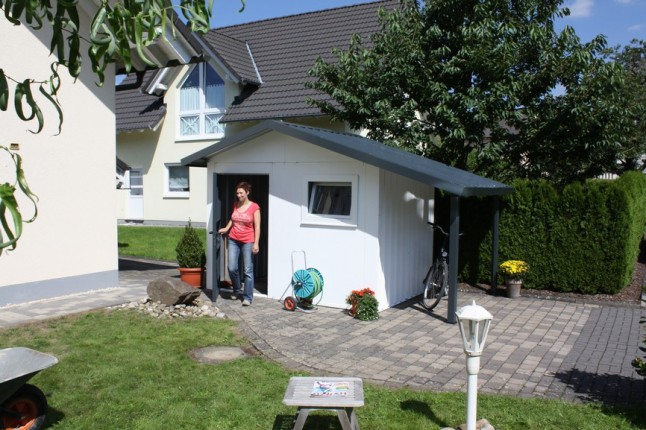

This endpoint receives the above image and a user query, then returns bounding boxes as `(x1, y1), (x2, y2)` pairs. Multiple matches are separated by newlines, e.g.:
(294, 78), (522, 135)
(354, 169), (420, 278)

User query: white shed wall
(378, 170), (435, 307)
(207, 132), (384, 309)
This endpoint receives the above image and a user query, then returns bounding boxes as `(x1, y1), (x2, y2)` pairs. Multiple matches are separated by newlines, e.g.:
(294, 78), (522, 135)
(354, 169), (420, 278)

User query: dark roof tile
(216, 0), (398, 122)
(116, 70), (166, 132)
(115, 1), (397, 129)
(203, 32), (261, 84)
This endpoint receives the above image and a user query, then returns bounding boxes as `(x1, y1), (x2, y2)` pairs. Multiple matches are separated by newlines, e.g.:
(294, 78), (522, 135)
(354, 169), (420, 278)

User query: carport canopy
(182, 120), (514, 322)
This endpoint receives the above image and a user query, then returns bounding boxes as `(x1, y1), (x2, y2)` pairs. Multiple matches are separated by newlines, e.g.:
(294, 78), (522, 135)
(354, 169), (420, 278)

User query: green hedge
(438, 171), (646, 295)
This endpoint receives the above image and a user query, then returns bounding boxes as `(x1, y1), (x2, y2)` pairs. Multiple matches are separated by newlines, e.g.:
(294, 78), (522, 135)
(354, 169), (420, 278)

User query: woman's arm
(217, 220), (232, 235)
(252, 210), (261, 254)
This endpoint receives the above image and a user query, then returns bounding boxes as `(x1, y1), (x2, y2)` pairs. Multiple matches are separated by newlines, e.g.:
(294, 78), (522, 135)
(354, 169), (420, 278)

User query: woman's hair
(236, 181), (252, 194)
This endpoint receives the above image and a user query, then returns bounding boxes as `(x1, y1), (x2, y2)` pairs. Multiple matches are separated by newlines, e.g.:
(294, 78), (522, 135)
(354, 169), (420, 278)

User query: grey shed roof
(182, 121), (514, 197)
(116, 70), (166, 133)
(210, 0), (398, 123)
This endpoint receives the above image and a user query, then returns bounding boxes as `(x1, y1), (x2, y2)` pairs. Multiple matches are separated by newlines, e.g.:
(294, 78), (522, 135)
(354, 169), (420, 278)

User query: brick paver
(220, 291), (644, 406)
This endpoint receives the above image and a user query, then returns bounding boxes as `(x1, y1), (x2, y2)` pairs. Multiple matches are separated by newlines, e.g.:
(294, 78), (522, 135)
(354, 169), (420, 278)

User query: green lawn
(118, 225), (207, 261)
(1, 311), (643, 429)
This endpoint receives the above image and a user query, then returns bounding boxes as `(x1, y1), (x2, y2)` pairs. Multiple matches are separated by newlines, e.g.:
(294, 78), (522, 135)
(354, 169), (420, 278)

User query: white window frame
(164, 164), (190, 198)
(176, 62), (225, 141)
(301, 176), (358, 228)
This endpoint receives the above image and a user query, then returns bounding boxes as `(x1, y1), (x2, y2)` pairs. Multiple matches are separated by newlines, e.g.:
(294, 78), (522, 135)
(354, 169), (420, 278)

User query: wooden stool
(282, 376), (364, 430)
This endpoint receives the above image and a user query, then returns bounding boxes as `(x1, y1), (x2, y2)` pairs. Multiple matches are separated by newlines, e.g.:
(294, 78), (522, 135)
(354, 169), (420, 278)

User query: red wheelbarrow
(0, 347), (58, 430)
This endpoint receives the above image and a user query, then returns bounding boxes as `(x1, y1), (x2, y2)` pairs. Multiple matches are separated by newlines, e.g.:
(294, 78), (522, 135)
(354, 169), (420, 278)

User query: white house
(0, 5), (204, 306)
(115, 0), (398, 226)
(182, 121), (513, 313)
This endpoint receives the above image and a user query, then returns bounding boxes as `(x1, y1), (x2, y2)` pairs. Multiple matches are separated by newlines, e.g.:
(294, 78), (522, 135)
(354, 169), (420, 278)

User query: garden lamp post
(455, 300), (493, 430)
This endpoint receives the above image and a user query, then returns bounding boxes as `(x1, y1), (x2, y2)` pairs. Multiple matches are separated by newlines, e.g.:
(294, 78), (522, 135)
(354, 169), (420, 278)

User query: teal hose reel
(281, 252), (324, 312)
(292, 268), (324, 299)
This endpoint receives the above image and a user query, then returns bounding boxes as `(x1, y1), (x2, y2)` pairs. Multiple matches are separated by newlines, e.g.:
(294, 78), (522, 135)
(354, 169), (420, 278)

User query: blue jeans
(227, 238), (254, 302)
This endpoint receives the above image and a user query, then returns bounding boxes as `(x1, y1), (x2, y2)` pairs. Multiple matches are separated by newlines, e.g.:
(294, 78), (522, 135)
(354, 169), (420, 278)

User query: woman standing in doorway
(218, 182), (261, 306)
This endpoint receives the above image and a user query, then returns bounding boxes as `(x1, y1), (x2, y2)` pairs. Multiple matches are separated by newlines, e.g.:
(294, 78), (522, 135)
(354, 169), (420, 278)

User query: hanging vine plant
(0, 145), (38, 255)
(0, 0), (246, 255)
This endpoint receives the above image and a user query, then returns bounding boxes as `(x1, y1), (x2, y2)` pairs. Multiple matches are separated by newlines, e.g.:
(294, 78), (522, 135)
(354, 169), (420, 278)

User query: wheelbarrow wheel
(1, 384), (47, 430)
(283, 296), (296, 311)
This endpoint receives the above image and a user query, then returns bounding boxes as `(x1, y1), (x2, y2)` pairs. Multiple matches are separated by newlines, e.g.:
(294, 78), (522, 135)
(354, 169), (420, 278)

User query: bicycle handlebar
(427, 222), (463, 237)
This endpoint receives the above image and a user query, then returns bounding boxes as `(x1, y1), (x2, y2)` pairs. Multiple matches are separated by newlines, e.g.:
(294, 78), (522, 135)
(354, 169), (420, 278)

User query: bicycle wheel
(422, 261), (447, 310)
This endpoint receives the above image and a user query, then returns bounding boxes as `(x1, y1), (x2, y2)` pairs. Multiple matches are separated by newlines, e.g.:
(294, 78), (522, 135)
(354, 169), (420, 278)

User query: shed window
(301, 176), (357, 228)
(308, 183), (351, 215)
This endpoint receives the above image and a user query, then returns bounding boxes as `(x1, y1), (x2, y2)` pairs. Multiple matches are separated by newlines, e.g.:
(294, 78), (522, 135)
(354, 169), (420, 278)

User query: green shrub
(175, 220), (206, 268)
(440, 172), (646, 295)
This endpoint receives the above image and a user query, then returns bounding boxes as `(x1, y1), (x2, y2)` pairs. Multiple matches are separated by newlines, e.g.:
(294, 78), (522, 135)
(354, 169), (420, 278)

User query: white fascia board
(146, 23), (240, 85)
(161, 23), (198, 64)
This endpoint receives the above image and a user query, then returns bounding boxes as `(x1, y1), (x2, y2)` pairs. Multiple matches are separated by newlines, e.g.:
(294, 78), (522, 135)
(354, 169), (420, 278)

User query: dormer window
(178, 63), (225, 139)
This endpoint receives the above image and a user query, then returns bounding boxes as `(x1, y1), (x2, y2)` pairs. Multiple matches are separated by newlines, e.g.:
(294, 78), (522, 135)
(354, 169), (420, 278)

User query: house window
(308, 183), (352, 215)
(165, 164), (189, 198)
(302, 177), (358, 227)
(178, 63), (225, 139)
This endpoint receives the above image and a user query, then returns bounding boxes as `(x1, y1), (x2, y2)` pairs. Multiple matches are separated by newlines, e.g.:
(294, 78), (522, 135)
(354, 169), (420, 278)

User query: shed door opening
(216, 174), (268, 295)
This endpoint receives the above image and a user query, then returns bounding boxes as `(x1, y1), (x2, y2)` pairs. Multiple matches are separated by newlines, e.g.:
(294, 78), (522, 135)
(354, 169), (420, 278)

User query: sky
(210, 0), (645, 48)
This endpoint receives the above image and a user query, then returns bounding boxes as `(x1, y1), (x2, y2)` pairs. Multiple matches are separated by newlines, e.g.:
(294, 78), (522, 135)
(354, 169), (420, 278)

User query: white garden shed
(183, 120), (513, 321)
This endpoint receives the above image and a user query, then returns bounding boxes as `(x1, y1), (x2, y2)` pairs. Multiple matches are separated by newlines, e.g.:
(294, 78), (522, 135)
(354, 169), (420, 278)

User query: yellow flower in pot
(499, 260), (528, 298)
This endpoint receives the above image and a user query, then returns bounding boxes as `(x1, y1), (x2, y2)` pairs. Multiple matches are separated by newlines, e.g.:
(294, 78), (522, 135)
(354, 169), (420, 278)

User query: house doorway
(215, 174), (269, 295)
(128, 168), (144, 219)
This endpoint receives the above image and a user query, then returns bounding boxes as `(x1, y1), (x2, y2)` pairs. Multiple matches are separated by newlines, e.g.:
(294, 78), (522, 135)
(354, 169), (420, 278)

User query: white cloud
(567, 0), (594, 17)
(614, 0), (631, 4)
(627, 23), (645, 31)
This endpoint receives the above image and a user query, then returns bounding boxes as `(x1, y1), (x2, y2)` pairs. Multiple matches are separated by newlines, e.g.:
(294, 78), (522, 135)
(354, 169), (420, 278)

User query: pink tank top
(229, 202), (259, 243)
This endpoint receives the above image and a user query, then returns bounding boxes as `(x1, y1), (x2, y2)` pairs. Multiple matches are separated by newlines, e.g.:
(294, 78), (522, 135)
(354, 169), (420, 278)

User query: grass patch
(1, 311), (643, 429)
(118, 226), (206, 261)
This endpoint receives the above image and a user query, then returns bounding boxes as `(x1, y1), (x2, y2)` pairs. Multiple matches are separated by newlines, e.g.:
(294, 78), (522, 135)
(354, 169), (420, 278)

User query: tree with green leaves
(600, 39), (646, 174)
(308, 0), (636, 185)
(0, 0), (244, 254)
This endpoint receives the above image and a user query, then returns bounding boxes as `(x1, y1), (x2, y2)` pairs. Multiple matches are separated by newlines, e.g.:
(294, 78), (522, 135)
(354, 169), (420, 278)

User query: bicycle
(421, 222), (454, 311)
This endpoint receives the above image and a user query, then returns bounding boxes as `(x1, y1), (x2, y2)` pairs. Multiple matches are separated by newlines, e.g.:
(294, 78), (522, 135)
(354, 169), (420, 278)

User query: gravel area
(458, 258), (645, 307)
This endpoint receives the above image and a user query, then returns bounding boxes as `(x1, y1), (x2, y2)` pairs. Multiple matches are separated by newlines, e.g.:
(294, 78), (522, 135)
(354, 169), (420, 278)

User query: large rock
(147, 277), (201, 305)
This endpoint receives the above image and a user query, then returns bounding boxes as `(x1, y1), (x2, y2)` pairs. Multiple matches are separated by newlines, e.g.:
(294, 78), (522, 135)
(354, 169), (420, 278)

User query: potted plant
(346, 288), (379, 321)
(499, 260), (529, 298)
(175, 220), (206, 288)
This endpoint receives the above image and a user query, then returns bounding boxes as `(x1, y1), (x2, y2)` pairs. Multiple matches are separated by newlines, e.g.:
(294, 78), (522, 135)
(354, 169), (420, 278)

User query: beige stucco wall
(115, 58), (353, 226)
(117, 62), (247, 225)
(116, 127), (210, 225)
(0, 6), (118, 305)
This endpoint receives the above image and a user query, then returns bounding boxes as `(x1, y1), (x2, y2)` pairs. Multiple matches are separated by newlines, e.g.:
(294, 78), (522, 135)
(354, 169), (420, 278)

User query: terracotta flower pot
(179, 267), (202, 288)
(349, 302), (358, 317)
